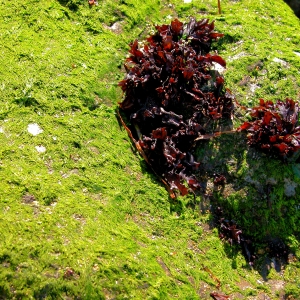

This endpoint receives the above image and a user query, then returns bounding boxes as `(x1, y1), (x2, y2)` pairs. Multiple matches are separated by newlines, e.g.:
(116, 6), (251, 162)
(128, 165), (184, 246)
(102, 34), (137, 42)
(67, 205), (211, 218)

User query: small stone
(273, 57), (289, 67)
(212, 62), (226, 74)
(27, 123), (43, 136)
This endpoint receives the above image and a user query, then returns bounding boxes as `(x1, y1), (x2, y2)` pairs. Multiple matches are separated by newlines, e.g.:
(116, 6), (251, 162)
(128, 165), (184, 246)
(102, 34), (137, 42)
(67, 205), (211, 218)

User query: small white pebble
(28, 123), (43, 136)
(35, 145), (46, 153)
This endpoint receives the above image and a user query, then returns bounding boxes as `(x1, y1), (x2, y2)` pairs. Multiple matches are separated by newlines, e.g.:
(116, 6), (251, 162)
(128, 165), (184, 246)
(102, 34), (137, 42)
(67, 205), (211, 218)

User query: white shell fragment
(27, 123), (43, 136)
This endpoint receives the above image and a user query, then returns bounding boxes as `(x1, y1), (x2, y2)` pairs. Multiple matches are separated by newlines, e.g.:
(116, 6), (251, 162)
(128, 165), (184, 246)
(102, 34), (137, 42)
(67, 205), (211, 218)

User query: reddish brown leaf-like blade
(237, 122), (252, 131)
(210, 32), (224, 39)
(194, 132), (223, 141)
(118, 79), (127, 92)
(263, 111), (273, 125)
(117, 109), (176, 198)
(183, 67), (194, 80)
(152, 127), (168, 140)
(261, 144), (271, 150)
(216, 76), (224, 85)
(157, 51), (166, 62)
(283, 134), (293, 143)
(129, 39), (143, 58)
(171, 19), (183, 35)
(163, 36), (173, 51)
(156, 86), (164, 94)
(119, 96), (134, 111)
(210, 292), (229, 300)
(274, 142), (289, 153)
(165, 173), (189, 196)
(269, 135), (278, 143)
(210, 54), (226, 67)
(155, 24), (169, 35)
(203, 266), (221, 288)
(217, 0), (221, 14)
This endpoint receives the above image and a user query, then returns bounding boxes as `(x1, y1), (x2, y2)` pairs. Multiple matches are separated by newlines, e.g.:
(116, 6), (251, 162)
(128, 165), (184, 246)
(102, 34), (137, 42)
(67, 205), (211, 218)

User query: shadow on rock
(284, 0), (300, 17)
(194, 128), (299, 274)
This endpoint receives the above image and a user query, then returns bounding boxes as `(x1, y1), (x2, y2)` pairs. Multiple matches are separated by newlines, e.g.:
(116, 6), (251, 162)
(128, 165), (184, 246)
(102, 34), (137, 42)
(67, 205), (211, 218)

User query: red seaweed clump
(238, 98), (300, 159)
(118, 18), (234, 197)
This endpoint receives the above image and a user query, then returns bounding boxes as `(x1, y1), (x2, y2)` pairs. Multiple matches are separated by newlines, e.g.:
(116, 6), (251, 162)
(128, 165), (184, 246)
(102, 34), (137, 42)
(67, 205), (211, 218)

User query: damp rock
(284, 178), (297, 197)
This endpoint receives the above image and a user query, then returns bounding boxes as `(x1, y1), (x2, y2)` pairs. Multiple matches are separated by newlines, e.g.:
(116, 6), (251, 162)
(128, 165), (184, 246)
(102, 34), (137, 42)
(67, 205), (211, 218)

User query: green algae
(0, 0), (299, 299)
